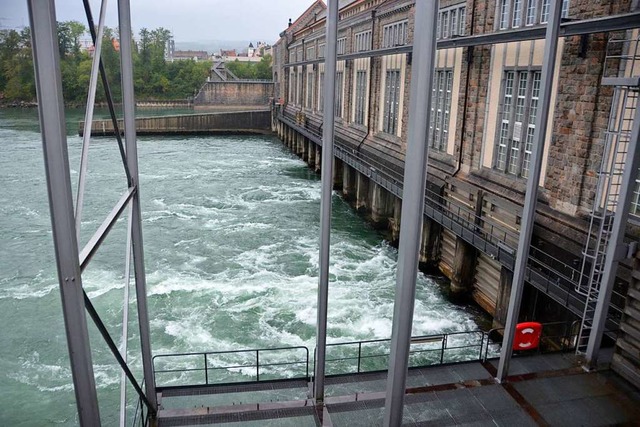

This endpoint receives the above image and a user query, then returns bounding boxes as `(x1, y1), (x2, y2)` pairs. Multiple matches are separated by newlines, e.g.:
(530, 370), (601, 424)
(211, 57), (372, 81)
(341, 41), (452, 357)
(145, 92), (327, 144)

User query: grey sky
(1, 0), (316, 43)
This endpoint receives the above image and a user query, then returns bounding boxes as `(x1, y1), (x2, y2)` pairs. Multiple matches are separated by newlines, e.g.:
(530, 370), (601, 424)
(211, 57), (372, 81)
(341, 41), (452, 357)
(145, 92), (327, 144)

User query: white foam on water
(83, 269), (124, 299)
(0, 281), (57, 300)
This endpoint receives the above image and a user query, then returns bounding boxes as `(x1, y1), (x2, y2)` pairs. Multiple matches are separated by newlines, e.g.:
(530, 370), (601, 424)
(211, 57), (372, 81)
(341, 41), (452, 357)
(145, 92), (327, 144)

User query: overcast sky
(1, 0), (316, 43)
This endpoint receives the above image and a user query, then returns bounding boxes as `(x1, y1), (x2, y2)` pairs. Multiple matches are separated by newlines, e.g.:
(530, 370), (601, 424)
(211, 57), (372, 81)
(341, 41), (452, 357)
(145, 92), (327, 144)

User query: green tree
(226, 55), (272, 80)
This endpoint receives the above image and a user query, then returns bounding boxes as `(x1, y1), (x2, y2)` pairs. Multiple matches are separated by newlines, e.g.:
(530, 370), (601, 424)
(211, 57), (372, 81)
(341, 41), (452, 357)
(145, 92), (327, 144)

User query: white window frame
(495, 69), (542, 178)
(382, 20), (409, 48)
(354, 30), (372, 52)
(438, 4), (467, 39)
(337, 37), (347, 55)
(306, 67), (315, 109)
(429, 69), (453, 151)
(382, 69), (401, 135)
(498, 0), (568, 30)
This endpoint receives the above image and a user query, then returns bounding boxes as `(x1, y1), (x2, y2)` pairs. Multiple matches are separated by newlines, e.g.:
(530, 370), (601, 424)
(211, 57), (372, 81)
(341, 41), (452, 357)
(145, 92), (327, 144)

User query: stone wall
(194, 81), (274, 107)
(81, 110), (272, 136)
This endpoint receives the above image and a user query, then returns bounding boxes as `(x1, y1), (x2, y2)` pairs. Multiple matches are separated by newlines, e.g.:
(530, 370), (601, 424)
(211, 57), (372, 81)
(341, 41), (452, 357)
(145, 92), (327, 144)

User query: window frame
(382, 20), (409, 48)
(429, 69), (454, 152)
(494, 69), (542, 178)
(382, 68), (402, 135)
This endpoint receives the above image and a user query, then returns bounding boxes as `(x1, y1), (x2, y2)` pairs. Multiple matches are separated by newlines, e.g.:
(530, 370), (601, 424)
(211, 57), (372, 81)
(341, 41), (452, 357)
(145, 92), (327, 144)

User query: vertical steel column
(27, 0), (101, 424)
(314, 0), (339, 403)
(496, 0), (562, 382)
(75, 0), (109, 241)
(119, 206), (133, 427)
(117, 0), (158, 411)
(586, 104), (640, 365)
(383, 2), (439, 426)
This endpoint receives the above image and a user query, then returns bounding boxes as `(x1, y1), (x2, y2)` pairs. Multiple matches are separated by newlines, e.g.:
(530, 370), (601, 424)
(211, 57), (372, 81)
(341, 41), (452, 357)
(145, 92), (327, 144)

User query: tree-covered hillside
(0, 22), (211, 105)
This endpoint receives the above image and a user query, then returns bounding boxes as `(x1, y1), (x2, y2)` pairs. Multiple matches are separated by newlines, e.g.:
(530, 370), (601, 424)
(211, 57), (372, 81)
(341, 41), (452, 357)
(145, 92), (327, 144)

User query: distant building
(165, 38), (175, 61)
(220, 49), (237, 58)
(171, 50), (209, 62)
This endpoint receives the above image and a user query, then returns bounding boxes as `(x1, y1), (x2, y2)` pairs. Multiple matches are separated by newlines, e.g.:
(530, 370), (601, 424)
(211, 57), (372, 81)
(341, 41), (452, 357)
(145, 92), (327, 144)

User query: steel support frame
(314, 0), (339, 403)
(496, 0), (563, 382)
(27, 0), (101, 424)
(383, 2), (439, 426)
(586, 99), (640, 365)
(283, 11), (640, 70)
(75, 0), (109, 239)
(79, 187), (136, 270)
(118, 0), (158, 413)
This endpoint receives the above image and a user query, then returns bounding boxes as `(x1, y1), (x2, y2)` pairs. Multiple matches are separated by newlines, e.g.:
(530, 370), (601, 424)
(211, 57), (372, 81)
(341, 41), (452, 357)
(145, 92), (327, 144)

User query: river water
(0, 108), (486, 425)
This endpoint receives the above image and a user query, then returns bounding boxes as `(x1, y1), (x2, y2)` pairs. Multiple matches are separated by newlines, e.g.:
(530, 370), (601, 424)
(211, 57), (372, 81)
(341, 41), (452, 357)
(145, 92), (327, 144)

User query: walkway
(156, 353), (640, 426)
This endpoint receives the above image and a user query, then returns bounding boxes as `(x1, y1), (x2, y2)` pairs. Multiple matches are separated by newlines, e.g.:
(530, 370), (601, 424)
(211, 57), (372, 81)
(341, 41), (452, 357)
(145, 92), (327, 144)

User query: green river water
(0, 108), (486, 425)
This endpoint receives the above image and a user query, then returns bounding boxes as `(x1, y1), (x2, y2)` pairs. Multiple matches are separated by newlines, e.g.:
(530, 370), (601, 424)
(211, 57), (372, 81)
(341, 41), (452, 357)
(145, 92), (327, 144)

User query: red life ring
(512, 322), (542, 351)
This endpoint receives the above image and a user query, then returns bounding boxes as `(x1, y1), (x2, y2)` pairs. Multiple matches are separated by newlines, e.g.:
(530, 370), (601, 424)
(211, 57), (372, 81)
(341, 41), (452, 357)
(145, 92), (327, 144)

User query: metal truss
(27, 0), (157, 425)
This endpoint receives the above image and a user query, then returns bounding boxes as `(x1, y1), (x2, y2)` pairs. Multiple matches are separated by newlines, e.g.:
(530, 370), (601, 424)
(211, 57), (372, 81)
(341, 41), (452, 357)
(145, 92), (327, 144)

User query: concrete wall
(194, 81), (274, 107)
(82, 110), (272, 136)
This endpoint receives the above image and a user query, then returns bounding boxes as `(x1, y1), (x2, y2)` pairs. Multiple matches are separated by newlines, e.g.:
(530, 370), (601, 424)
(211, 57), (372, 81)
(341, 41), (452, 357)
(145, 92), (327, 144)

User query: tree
(225, 55), (272, 80)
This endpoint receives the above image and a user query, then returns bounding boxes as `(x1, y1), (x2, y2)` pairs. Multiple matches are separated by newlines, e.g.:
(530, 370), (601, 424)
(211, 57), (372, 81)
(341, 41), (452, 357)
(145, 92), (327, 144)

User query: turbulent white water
(0, 109), (485, 425)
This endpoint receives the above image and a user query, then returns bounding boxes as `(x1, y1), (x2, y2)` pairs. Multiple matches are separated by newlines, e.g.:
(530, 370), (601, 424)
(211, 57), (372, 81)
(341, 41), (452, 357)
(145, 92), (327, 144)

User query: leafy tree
(0, 23), (210, 104)
(226, 55), (272, 80)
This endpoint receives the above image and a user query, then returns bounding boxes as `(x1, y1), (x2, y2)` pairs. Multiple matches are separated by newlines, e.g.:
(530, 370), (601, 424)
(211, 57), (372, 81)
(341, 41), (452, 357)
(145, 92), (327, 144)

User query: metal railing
(322, 330), (488, 376)
(153, 346), (310, 388)
(153, 322), (582, 389)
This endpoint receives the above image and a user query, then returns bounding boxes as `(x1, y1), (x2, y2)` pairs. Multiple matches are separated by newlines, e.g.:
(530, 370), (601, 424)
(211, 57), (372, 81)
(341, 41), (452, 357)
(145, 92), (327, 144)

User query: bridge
(22, 0), (640, 425)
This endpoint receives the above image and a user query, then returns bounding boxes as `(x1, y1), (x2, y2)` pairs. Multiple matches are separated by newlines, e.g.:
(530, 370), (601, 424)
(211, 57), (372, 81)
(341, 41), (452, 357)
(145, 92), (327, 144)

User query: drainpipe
(453, 0), (476, 177)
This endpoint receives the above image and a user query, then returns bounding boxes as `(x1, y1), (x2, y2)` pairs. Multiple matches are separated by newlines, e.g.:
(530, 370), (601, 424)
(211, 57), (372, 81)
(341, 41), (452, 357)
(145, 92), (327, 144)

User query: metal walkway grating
(158, 405), (317, 426)
(156, 353), (640, 426)
(160, 379), (310, 397)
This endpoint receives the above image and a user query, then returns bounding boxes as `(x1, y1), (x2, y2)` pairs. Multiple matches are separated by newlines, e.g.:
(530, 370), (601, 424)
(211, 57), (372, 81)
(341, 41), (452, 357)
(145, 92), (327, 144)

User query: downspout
(357, 8), (378, 152)
(453, 0), (477, 176)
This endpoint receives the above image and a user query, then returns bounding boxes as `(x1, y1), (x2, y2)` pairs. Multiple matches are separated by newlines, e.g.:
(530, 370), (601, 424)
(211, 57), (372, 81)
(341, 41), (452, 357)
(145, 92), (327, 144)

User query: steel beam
(27, 0), (101, 424)
(79, 187), (136, 271)
(120, 205), (134, 427)
(313, 0), (339, 403)
(75, 0), (109, 241)
(585, 100), (640, 365)
(117, 0), (158, 413)
(383, 1), (439, 426)
(496, 0), (563, 382)
(81, 0), (132, 186)
(283, 11), (640, 69)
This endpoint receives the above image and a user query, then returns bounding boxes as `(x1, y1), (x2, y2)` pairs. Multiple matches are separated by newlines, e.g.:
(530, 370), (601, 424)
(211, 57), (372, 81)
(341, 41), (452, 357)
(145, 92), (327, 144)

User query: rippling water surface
(0, 108), (484, 425)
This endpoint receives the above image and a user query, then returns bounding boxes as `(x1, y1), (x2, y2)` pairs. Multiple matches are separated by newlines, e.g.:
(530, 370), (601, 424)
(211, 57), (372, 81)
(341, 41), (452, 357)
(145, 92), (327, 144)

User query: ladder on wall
(576, 33), (640, 354)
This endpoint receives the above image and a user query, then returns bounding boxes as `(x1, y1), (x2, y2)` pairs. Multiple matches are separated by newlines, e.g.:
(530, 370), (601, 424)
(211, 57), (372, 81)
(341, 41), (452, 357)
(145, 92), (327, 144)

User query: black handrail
(153, 345), (310, 387)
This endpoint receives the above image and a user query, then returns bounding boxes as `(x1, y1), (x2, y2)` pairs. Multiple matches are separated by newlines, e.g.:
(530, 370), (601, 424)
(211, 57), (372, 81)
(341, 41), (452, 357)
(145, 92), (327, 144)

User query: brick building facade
(273, 0), (640, 386)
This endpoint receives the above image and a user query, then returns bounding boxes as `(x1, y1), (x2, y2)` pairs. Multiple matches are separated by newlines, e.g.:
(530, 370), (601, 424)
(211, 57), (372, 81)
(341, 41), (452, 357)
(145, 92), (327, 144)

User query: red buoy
(513, 322), (542, 351)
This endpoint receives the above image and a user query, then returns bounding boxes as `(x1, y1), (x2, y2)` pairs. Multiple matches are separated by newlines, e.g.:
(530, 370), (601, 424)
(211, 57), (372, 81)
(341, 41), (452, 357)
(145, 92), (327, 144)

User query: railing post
(204, 354), (208, 385)
(357, 343), (362, 373)
(440, 336), (446, 365)
(256, 350), (260, 382)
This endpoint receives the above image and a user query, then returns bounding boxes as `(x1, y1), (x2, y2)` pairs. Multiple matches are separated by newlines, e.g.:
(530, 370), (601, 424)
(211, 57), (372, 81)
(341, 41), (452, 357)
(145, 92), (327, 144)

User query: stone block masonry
(194, 81), (274, 108)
